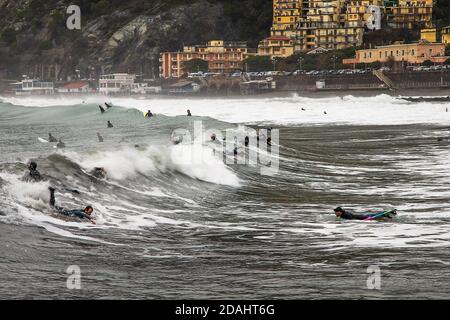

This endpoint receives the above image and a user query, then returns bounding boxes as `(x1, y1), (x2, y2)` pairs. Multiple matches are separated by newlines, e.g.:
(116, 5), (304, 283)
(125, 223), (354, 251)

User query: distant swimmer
(91, 167), (107, 179)
(56, 139), (66, 148)
(301, 108), (306, 111)
(233, 147), (238, 157)
(172, 135), (183, 145)
(99, 105), (106, 114)
(187, 109), (192, 117)
(97, 132), (104, 142)
(22, 161), (42, 182)
(105, 102), (113, 109)
(145, 110), (153, 118)
(244, 136), (249, 147)
(324, 111), (327, 114)
(48, 133), (58, 143)
(107, 121), (114, 128)
(48, 187), (96, 224)
(267, 137), (272, 146)
(211, 133), (216, 141)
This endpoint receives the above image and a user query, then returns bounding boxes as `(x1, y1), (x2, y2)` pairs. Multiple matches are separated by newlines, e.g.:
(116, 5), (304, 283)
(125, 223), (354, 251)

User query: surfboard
(38, 137), (49, 143)
(364, 209), (397, 221)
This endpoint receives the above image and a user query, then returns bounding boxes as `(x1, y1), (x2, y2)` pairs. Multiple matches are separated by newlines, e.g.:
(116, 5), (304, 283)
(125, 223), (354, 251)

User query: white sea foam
(2, 94), (450, 126)
(62, 143), (241, 187)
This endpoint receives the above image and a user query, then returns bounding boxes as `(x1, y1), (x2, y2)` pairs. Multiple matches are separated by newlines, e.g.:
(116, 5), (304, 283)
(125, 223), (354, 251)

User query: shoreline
(1, 87), (449, 101)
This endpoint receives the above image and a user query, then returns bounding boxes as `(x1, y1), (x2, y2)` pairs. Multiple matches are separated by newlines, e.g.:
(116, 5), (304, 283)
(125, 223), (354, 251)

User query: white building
(99, 73), (135, 95)
(366, 5), (382, 31)
(15, 79), (54, 95)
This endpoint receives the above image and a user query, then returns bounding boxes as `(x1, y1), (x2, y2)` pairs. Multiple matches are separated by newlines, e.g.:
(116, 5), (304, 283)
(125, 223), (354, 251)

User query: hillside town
(1, 0), (450, 95)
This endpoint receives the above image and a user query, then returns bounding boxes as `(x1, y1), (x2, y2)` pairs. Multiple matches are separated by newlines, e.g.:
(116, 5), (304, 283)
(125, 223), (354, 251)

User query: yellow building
(390, 0), (433, 29)
(343, 42), (447, 66)
(442, 26), (450, 45)
(346, 1), (383, 29)
(258, 36), (295, 58)
(420, 28), (437, 43)
(272, 0), (302, 33)
(293, 0), (364, 52)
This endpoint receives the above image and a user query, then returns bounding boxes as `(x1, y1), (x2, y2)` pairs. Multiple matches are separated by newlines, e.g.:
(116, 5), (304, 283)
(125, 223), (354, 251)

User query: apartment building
(389, 0), (433, 29)
(159, 40), (250, 78)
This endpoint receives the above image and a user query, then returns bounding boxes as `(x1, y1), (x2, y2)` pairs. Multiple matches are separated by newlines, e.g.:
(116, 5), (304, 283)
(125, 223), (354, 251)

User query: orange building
(159, 40), (251, 78)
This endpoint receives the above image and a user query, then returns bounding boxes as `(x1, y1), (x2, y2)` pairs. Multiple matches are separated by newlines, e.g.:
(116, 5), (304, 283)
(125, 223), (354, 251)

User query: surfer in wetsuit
(107, 121), (114, 128)
(187, 109), (192, 117)
(48, 187), (96, 224)
(105, 102), (112, 109)
(23, 161), (42, 182)
(99, 105), (105, 114)
(333, 207), (395, 220)
(333, 207), (368, 220)
(91, 167), (107, 179)
(97, 132), (104, 142)
(48, 133), (58, 143)
(56, 139), (65, 148)
(145, 110), (153, 118)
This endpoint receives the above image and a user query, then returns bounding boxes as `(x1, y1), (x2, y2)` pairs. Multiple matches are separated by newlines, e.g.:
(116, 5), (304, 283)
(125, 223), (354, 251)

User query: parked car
(187, 72), (205, 78)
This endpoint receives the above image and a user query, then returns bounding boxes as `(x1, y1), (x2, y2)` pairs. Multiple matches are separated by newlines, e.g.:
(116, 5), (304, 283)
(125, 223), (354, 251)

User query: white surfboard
(38, 137), (49, 143)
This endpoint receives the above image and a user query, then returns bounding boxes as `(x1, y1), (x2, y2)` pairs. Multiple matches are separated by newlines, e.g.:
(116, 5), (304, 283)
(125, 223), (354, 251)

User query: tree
(182, 59), (208, 73)
(445, 45), (450, 57)
(422, 60), (433, 67)
(242, 56), (273, 72)
(444, 58), (450, 66)
(0, 27), (17, 45)
(370, 61), (382, 69)
(385, 56), (396, 69)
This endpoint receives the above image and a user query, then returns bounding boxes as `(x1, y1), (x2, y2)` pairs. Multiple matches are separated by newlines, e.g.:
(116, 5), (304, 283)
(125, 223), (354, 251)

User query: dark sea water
(1, 94), (450, 299)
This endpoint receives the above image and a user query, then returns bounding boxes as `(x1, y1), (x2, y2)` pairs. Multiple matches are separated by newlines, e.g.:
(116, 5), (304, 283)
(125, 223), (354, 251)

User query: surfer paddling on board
(48, 187), (96, 224)
(333, 207), (396, 220)
(48, 133), (58, 143)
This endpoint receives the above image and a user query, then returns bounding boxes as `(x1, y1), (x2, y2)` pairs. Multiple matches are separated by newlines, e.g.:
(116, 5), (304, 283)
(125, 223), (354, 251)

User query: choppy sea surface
(1, 93), (450, 299)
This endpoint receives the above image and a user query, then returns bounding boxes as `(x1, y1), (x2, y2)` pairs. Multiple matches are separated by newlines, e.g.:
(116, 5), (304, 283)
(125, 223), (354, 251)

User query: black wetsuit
(99, 105), (105, 113)
(105, 103), (112, 109)
(49, 189), (92, 221)
(23, 169), (42, 182)
(107, 122), (114, 128)
(48, 135), (58, 142)
(339, 210), (371, 220)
